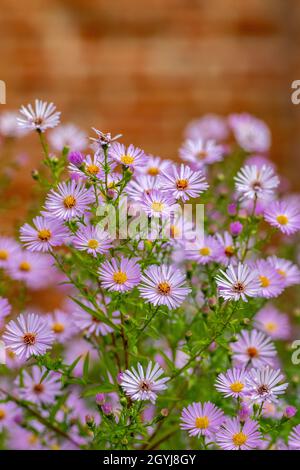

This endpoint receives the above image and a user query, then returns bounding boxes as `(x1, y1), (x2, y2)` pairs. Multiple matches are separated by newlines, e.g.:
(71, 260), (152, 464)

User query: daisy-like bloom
(20, 216), (69, 252)
(267, 255), (300, 287)
(7, 251), (56, 290)
(17, 99), (60, 132)
(215, 231), (237, 265)
(3, 313), (54, 360)
(185, 235), (223, 265)
(98, 256), (141, 292)
(68, 153), (106, 180)
(90, 127), (122, 147)
(0, 236), (20, 268)
(139, 264), (191, 310)
(185, 114), (229, 142)
(72, 224), (112, 257)
(234, 165), (279, 200)
(254, 305), (291, 340)
(264, 199), (300, 235)
(125, 175), (159, 201)
(49, 123), (87, 152)
(215, 263), (261, 302)
(180, 402), (224, 439)
(44, 180), (94, 220)
(288, 425), (300, 450)
(252, 259), (285, 299)
(72, 299), (120, 336)
(141, 189), (178, 219)
(0, 111), (28, 138)
(215, 368), (247, 399)
(121, 362), (169, 403)
(136, 155), (171, 177)
(0, 403), (17, 431)
(159, 164), (209, 202)
(245, 367), (288, 404)
(216, 417), (261, 450)
(16, 366), (62, 405)
(47, 309), (76, 342)
(229, 113), (271, 153)
(109, 142), (147, 168)
(231, 329), (276, 368)
(179, 138), (224, 168)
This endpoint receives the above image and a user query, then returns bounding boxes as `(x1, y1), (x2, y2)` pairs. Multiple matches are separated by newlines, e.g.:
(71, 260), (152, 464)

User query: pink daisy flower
(159, 164), (208, 202)
(180, 402), (224, 439)
(245, 366), (288, 404)
(68, 153), (106, 180)
(109, 142), (147, 169)
(136, 155), (171, 177)
(20, 216), (69, 252)
(234, 165), (279, 201)
(185, 235), (223, 265)
(49, 123), (87, 152)
(72, 299), (120, 336)
(47, 309), (76, 342)
(121, 361), (169, 403)
(139, 264), (191, 310)
(289, 425), (300, 450)
(98, 256), (141, 292)
(0, 236), (20, 269)
(16, 366), (62, 405)
(215, 231), (238, 266)
(141, 189), (178, 219)
(254, 305), (291, 340)
(44, 180), (94, 221)
(0, 403), (18, 431)
(229, 113), (271, 153)
(17, 99), (60, 132)
(252, 259), (285, 299)
(8, 426), (43, 450)
(216, 417), (262, 450)
(267, 255), (300, 287)
(264, 199), (300, 235)
(231, 329), (276, 368)
(72, 224), (112, 257)
(7, 251), (56, 290)
(215, 263), (261, 301)
(185, 114), (229, 142)
(215, 368), (247, 399)
(179, 138), (224, 168)
(3, 313), (54, 359)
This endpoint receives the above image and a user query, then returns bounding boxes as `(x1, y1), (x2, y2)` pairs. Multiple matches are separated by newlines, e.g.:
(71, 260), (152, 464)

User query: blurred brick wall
(1, 0), (300, 182)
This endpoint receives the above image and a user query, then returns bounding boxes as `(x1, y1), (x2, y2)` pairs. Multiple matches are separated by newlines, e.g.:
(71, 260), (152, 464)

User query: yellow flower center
(195, 416), (209, 429)
(64, 195), (76, 208)
(199, 247), (211, 256)
(19, 261), (31, 271)
(230, 381), (244, 393)
(225, 245), (234, 257)
(50, 444), (61, 451)
(259, 275), (270, 288)
(23, 333), (36, 345)
(276, 214), (289, 226)
(28, 434), (38, 445)
(113, 271), (128, 284)
(38, 229), (51, 242)
(265, 321), (278, 333)
(52, 322), (65, 334)
(157, 281), (171, 295)
(232, 432), (247, 447)
(247, 346), (258, 358)
(0, 409), (6, 420)
(176, 179), (189, 190)
(277, 269), (286, 277)
(151, 201), (164, 213)
(121, 155), (134, 165)
(86, 164), (100, 175)
(148, 167), (159, 176)
(88, 239), (99, 250)
(170, 225), (180, 238)
(0, 249), (8, 260)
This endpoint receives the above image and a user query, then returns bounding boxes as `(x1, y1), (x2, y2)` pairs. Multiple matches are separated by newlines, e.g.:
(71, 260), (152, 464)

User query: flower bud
(102, 403), (113, 415)
(95, 393), (106, 406)
(284, 406), (297, 419)
(230, 221), (243, 237)
(68, 151), (84, 167)
(85, 414), (94, 426)
(228, 203), (237, 216)
(238, 404), (251, 422)
(161, 408), (169, 417)
(31, 169), (39, 180)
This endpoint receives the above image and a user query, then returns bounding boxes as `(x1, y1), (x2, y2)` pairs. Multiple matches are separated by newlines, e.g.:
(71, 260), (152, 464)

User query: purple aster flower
(229, 113), (271, 153)
(215, 232), (238, 265)
(252, 259), (285, 299)
(216, 417), (262, 450)
(289, 425), (300, 450)
(47, 309), (76, 342)
(16, 366), (62, 405)
(231, 329), (276, 368)
(121, 361), (169, 403)
(267, 255), (300, 287)
(72, 298), (120, 336)
(98, 256), (141, 292)
(254, 305), (291, 340)
(159, 163), (209, 202)
(180, 402), (224, 439)
(136, 155), (171, 177)
(185, 235), (223, 265)
(72, 224), (112, 257)
(0, 236), (20, 268)
(139, 264), (191, 310)
(3, 313), (54, 359)
(0, 403), (18, 431)
(215, 368), (247, 399)
(179, 138), (224, 169)
(8, 426), (43, 450)
(141, 189), (178, 219)
(20, 216), (69, 252)
(215, 263), (261, 301)
(44, 180), (94, 220)
(7, 251), (57, 290)
(264, 199), (300, 235)
(68, 153), (106, 180)
(245, 366), (288, 404)
(126, 174), (159, 202)
(17, 99), (60, 132)
(185, 114), (229, 142)
(234, 165), (279, 201)
(49, 123), (87, 152)
(109, 142), (147, 168)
